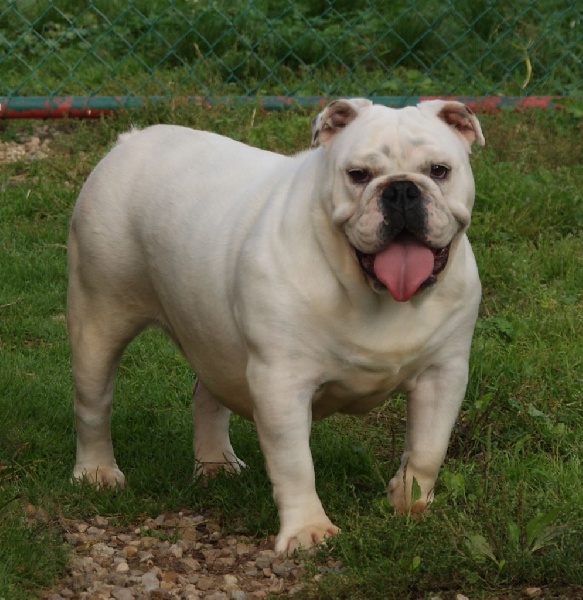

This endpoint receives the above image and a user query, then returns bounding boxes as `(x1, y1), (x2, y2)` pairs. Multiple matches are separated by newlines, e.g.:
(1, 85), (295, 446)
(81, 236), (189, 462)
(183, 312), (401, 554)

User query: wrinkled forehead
(332, 104), (463, 166)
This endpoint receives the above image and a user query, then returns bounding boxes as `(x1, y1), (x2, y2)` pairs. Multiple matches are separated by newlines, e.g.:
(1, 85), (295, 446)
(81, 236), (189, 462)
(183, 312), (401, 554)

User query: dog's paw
(387, 474), (431, 514)
(195, 455), (247, 479)
(275, 522), (340, 556)
(73, 464), (126, 488)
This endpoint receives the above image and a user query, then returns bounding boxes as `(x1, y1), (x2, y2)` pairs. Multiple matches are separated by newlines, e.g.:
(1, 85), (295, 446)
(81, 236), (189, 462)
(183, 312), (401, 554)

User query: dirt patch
(37, 505), (340, 599)
(0, 126), (53, 163)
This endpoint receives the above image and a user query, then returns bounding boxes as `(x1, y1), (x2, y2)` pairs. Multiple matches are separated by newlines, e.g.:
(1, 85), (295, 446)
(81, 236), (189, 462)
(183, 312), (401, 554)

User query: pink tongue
(373, 234), (434, 302)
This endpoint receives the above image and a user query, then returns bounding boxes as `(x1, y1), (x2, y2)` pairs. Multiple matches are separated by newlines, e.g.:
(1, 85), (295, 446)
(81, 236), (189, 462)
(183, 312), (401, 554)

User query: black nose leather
(381, 180), (421, 212)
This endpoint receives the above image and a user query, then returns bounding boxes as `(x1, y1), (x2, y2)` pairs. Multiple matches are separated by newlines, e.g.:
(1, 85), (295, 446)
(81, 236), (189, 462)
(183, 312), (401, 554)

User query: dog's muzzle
(355, 180), (451, 302)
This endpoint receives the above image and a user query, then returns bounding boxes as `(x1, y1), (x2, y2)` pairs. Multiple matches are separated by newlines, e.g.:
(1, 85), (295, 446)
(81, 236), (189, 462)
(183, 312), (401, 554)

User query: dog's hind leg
(67, 243), (148, 487)
(193, 380), (246, 477)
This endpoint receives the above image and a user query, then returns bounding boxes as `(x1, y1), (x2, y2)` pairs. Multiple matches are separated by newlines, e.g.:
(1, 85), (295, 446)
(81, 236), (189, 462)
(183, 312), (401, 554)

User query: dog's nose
(381, 180), (421, 213)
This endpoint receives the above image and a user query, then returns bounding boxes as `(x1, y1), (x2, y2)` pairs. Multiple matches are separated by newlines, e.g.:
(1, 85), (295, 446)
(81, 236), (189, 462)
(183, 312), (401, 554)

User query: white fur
(68, 99), (483, 555)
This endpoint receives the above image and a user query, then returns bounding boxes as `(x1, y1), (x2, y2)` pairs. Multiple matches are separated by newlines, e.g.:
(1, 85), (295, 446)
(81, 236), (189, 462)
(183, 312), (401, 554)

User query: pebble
(141, 571), (160, 591)
(272, 559), (296, 576)
(112, 588), (135, 600)
(182, 556), (202, 571)
(197, 575), (215, 591)
(123, 545), (139, 558)
(91, 542), (115, 556)
(94, 515), (109, 527)
(255, 557), (271, 569)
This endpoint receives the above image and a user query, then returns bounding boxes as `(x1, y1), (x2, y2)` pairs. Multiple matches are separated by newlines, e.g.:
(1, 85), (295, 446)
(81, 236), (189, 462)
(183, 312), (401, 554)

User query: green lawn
(0, 104), (581, 599)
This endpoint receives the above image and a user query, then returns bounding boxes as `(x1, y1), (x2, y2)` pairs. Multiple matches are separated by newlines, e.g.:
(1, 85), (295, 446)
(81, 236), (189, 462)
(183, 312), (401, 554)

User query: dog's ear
(419, 100), (485, 150)
(311, 98), (373, 148)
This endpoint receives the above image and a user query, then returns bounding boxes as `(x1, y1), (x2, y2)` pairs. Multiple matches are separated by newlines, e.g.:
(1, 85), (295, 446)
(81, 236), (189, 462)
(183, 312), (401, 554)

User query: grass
(1, 0), (580, 97)
(0, 104), (582, 599)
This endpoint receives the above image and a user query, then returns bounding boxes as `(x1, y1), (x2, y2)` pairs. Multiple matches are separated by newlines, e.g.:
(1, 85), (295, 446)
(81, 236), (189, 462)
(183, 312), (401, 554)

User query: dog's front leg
(248, 363), (339, 555)
(388, 359), (469, 513)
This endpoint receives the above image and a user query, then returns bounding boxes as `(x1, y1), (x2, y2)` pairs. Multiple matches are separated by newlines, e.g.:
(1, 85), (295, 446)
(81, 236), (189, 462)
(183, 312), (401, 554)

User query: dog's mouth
(355, 232), (451, 302)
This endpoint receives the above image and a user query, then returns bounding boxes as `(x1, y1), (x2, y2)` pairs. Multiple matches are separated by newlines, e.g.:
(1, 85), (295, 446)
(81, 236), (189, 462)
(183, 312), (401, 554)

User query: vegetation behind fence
(1, 0), (581, 100)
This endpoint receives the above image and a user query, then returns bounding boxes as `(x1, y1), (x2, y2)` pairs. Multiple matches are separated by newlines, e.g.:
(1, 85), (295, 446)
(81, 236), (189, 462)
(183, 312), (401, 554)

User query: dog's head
(311, 98), (485, 301)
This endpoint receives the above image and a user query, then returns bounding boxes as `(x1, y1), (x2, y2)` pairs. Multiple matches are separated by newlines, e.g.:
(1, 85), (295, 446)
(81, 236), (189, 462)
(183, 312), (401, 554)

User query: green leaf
(526, 403), (548, 420)
(507, 519), (520, 549)
(474, 392), (494, 411)
(526, 509), (562, 552)
(410, 476), (422, 505)
(441, 469), (466, 500)
(465, 533), (497, 564)
(491, 316), (515, 340)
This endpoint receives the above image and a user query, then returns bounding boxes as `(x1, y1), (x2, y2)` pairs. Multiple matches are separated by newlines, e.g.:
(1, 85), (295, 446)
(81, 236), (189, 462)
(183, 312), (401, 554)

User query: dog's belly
(313, 384), (390, 419)
(310, 364), (416, 420)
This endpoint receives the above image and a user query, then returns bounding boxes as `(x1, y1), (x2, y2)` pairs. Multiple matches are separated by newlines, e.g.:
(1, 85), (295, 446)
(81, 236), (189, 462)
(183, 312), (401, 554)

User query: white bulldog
(68, 98), (484, 555)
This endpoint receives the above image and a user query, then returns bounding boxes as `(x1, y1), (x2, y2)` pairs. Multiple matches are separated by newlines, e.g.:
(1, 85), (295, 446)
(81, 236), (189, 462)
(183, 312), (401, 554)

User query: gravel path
(41, 508), (339, 600)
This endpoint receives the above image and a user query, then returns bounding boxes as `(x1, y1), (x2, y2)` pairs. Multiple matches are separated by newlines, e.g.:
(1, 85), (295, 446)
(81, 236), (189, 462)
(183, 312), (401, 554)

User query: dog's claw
(276, 523), (340, 556)
(194, 457), (247, 480)
(72, 465), (126, 489)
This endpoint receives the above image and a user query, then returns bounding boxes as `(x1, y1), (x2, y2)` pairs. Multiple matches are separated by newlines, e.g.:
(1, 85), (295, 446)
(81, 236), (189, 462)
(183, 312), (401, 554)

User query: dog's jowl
(68, 99), (484, 554)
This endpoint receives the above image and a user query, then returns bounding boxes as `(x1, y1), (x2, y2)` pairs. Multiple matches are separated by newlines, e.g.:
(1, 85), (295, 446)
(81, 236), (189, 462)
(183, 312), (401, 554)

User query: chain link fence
(1, 0), (581, 105)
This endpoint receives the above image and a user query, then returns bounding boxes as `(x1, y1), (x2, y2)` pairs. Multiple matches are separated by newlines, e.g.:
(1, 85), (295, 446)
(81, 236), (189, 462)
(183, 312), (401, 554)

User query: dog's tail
(115, 127), (141, 146)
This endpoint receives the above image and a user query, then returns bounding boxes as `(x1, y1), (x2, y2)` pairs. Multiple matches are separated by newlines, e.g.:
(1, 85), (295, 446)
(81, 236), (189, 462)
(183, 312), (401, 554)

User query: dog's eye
(430, 164), (450, 180)
(348, 169), (371, 185)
